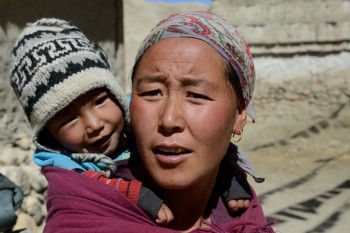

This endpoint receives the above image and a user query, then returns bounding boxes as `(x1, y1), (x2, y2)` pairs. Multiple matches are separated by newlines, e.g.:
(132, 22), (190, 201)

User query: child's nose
(84, 111), (104, 134)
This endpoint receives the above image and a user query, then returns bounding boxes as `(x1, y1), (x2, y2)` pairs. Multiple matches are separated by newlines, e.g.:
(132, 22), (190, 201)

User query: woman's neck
(130, 159), (219, 232)
(162, 176), (217, 232)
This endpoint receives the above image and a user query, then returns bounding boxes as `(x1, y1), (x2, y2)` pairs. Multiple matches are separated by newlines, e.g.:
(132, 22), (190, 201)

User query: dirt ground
(240, 82), (350, 232)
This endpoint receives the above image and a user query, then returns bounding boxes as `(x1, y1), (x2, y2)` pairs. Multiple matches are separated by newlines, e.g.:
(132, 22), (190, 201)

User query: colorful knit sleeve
(82, 170), (141, 205)
(81, 170), (163, 219)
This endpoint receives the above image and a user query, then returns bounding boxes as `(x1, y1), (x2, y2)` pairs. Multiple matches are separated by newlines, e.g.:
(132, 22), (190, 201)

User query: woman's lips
(155, 147), (189, 155)
(153, 147), (191, 164)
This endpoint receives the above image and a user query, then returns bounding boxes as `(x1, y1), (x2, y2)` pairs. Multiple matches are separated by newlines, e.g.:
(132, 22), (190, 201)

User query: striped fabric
(83, 170), (142, 205)
(134, 11), (256, 119)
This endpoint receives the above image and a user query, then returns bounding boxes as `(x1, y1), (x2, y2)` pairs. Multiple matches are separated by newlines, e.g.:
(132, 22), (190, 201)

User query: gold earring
(232, 130), (243, 143)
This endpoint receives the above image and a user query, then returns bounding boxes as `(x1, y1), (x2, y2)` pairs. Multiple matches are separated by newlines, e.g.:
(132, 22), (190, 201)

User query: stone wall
(209, 0), (350, 150)
(210, 0), (350, 56)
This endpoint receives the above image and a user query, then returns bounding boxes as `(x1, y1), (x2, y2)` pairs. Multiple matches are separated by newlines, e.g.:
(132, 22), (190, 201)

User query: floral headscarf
(134, 11), (256, 121)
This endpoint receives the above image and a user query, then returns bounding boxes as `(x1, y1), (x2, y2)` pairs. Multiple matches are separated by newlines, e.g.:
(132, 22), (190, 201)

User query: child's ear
(232, 108), (247, 135)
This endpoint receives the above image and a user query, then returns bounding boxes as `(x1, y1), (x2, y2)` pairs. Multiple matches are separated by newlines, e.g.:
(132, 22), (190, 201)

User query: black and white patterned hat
(9, 18), (129, 152)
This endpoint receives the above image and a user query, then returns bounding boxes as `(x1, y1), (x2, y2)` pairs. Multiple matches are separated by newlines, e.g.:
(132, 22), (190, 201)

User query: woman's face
(130, 38), (245, 190)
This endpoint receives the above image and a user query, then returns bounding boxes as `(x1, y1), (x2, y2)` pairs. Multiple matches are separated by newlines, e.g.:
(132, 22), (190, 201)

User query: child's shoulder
(114, 150), (131, 161)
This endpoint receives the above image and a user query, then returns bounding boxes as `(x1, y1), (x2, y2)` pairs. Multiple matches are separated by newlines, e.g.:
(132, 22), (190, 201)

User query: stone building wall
(210, 0), (350, 56)
(209, 0), (350, 151)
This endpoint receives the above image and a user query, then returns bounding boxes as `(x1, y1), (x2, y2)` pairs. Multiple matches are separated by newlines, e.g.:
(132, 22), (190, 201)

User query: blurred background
(0, 0), (349, 232)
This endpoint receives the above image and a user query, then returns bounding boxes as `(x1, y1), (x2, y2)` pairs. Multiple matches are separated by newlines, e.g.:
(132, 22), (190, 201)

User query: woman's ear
(233, 108), (247, 134)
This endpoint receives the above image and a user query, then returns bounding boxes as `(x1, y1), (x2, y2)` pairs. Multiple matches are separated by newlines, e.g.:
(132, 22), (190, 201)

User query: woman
(128, 11), (274, 232)
(38, 11), (274, 232)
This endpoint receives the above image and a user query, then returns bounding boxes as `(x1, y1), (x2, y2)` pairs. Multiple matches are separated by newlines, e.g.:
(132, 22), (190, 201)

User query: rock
(13, 212), (37, 233)
(22, 166), (48, 193)
(6, 167), (31, 195)
(297, 138), (308, 151)
(23, 196), (43, 225)
(328, 140), (342, 149)
(0, 140), (32, 166)
(0, 146), (18, 166)
(14, 137), (32, 151)
(284, 92), (300, 101)
(30, 191), (46, 204)
(41, 204), (47, 219)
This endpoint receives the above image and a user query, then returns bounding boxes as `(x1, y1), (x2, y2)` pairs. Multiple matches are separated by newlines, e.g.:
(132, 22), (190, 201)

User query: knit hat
(134, 11), (256, 121)
(9, 18), (129, 154)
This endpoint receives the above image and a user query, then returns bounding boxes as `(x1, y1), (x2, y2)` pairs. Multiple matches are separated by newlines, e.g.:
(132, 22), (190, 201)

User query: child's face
(46, 88), (124, 155)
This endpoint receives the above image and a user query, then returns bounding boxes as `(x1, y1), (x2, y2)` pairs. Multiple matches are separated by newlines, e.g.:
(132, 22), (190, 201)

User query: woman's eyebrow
(134, 75), (215, 91)
(181, 77), (214, 90)
(134, 75), (166, 85)
(181, 77), (205, 86)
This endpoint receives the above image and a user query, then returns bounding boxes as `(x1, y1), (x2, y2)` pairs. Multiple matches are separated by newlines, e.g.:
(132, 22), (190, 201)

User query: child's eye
(96, 95), (109, 105)
(60, 116), (77, 127)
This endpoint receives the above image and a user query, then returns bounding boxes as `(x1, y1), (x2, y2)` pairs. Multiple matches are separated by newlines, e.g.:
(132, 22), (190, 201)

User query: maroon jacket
(42, 160), (275, 233)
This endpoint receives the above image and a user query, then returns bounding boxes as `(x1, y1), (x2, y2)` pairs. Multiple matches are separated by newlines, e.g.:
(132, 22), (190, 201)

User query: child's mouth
(92, 134), (111, 149)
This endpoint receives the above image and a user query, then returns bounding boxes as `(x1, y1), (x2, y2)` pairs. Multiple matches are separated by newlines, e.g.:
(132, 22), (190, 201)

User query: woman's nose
(159, 96), (185, 134)
(84, 111), (104, 135)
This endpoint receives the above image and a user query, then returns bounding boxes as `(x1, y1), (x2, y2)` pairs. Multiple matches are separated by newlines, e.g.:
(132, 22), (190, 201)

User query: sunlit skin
(45, 88), (175, 226)
(130, 38), (247, 232)
(46, 88), (124, 155)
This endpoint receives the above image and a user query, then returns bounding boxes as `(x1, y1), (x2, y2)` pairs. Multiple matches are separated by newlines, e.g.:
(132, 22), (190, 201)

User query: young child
(9, 18), (252, 225)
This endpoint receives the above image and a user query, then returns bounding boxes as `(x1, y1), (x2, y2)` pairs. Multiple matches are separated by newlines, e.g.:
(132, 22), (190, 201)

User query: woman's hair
(131, 58), (140, 86)
(221, 57), (243, 109)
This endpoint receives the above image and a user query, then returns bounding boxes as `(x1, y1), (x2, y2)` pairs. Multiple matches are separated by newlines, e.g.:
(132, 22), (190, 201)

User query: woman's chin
(152, 172), (196, 191)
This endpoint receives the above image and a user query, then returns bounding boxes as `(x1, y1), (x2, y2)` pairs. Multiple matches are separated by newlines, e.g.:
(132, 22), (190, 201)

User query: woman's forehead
(135, 38), (224, 76)
(138, 38), (222, 66)
(133, 38), (237, 98)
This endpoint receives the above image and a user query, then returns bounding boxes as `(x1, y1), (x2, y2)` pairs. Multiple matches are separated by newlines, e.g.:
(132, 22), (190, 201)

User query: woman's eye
(188, 92), (210, 100)
(140, 90), (161, 97)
